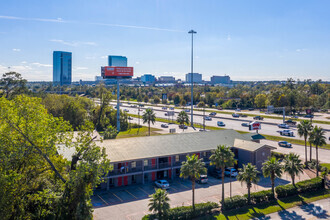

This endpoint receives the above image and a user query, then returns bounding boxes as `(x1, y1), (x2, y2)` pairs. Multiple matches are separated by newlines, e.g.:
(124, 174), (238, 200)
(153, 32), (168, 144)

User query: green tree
(144, 95), (149, 103)
(237, 163), (259, 204)
(209, 145), (236, 209)
(262, 157), (282, 198)
(142, 108), (156, 136)
(283, 153), (304, 186)
(180, 154), (207, 211)
(297, 120), (313, 164)
(103, 125), (117, 139)
(177, 111), (189, 131)
(255, 94), (267, 108)
(148, 189), (170, 220)
(0, 72), (27, 98)
(173, 94), (181, 105)
(154, 96), (160, 104)
(309, 126), (326, 177)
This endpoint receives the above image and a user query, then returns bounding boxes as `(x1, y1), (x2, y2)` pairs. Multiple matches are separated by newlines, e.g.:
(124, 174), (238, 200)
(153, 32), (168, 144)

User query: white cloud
(296, 48), (307, 52)
(227, 34), (231, 41)
(75, 67), (88, 70)
(100, 56), (108, 59)
(0, 15), (65, 23)
(21, 61), (27, 64)
(135, 61), (140, 64)
(31, 62), (52, 67)
(49, 39), (97, 47)
(12, 48), (21, 52)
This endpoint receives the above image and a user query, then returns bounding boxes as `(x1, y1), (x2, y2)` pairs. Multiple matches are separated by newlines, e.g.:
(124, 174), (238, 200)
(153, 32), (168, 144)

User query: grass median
(117, 126), (162, 139)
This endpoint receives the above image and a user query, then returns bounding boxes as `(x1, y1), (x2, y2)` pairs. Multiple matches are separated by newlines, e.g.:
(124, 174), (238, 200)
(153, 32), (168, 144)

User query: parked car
(210, 169), (222, 179)
(155, 180), (170, 189)
(253, 116), (264, 120)
(161, 124), (169, 128)
(278, 123), (289, 129)
(285, 119), (297, 125)
(241, 122), (250, 127)
(279, 130), (294, 136)
(304, 115), (314, 118)
(209, 112), (217, 116)
(179, 124), (188, 129)
(232, 113), (240, 118)
(224, 168), (238, 177)
(278, 141), (292, 147)
(217, 121), (225, 127)
(204, 116), (212, 121)
(197, 175), (208, 184)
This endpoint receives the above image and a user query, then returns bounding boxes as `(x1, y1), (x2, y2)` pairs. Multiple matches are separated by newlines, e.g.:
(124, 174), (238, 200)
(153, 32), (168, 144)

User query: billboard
(101, 66), (133, 78)
(162, 93), (167, 100)
(249, 121), (261, 130)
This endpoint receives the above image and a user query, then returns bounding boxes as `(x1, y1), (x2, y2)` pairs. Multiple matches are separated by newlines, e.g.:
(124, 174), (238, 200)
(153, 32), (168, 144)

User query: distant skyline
(0, 0), (330, 81)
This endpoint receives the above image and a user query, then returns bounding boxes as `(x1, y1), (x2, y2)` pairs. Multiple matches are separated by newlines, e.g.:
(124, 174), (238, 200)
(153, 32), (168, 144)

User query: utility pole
(117, 79), (120, 132)
(188, 30), (197, 128)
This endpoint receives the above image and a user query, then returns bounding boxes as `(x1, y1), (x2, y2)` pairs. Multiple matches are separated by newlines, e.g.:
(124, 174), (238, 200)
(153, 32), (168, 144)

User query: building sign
(101, 66), (133, 78)
(162, 93), (167, 100)
(249, 121), (261, 130)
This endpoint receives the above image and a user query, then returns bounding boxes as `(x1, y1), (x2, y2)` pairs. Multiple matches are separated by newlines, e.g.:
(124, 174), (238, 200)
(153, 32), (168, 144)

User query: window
(131, 161), (136, 168)
(144, 160), (148, 166)
(175, 155), (179, 162)
(203, 152), (207, 157)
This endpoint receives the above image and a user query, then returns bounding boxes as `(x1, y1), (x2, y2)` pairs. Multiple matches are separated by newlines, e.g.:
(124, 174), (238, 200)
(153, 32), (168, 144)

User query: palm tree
(142, 108), (156, 136)
(297, 120), (312, 164)
(237, 163), (260, 204)
(308, 128), (314, 162)
(209, 145), (236, 209)
(180, 154), (207, 211)
(262, 157), (282, 198)
(310, 126), (326, 177)
(148, 188), (170, 220)
(177, 111), (189, 132)
(283, 153), (304, 186)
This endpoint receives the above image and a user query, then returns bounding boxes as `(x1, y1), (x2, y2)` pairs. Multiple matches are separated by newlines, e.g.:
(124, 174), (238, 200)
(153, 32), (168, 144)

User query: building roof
(98, 129), (252, 163)
(241, 133), (265, 141)
(233, 139), (276, 152)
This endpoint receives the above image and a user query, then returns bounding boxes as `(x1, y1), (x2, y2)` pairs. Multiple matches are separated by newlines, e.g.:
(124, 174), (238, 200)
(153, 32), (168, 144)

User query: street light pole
(188, 29), (196, 128)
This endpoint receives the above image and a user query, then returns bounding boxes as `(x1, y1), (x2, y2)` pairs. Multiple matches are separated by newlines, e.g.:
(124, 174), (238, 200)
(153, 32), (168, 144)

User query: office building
(211, 75), (231, 84)
(158, 76), (176, 83)
(53, 51), (72, 85)
(108, 55), (127, 67)
(185, 73), (202, 83)
(141, 74), (156, 83)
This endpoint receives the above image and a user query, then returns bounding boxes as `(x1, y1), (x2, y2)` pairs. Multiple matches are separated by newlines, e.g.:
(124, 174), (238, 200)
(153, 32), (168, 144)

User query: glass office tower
(108, 55), (127, 67)
(53, 51), (72, 85)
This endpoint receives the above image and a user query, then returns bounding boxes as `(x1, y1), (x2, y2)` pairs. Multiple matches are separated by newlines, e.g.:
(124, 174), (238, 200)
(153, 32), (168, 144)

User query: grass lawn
(320, 163), (330, 170)
(200, 189), (330, 220)
(116, 126), (162, 139)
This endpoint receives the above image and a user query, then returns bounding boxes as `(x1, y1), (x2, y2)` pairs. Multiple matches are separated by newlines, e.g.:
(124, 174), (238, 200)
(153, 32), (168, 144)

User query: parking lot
(93, 171), (309, 220)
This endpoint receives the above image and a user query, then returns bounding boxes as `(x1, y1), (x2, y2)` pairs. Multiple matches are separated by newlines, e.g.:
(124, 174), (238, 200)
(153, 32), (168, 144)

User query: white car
(161, 124), (169, 128)
(204, 116), (212, 121)
(278, 123), (289, 129)
(124, 109), (129, 112)
(155, 180), (170, 189)
(224, 168), (238, 177)
(279, 130), (294, 136)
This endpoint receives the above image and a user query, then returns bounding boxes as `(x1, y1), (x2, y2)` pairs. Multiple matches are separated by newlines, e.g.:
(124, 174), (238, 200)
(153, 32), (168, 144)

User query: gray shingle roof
(99, 129), (252, 162)
(233, 139), (276, 152)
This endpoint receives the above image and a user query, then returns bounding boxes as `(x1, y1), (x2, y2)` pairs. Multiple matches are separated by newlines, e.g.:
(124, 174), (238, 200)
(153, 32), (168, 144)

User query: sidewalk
(255, 198), (330, 219)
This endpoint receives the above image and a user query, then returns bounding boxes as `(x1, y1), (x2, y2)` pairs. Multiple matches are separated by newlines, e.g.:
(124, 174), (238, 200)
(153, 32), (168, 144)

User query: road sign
(162, 93), (167, 100)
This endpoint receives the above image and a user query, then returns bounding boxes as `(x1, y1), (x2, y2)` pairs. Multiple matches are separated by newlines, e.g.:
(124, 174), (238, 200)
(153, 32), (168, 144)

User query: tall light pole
(188, 29), (196, 128)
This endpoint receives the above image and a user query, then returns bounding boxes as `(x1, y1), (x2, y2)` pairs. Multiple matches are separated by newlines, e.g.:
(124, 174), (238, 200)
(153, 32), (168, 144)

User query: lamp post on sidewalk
(188, 29), (197, 128)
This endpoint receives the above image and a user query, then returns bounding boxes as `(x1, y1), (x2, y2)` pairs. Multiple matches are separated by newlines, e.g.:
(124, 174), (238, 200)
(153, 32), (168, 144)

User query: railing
(173, 161), (183, 166)
(144, 165), (157, 171)
(108, 167), (143, 176)
(159, 162), (171, 169)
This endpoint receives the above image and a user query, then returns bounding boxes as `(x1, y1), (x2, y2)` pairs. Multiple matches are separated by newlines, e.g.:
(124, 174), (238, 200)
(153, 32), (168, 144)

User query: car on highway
(162, 107), (167, 110)
(184, 109), (190, 112)
(278, 141), (292, 147)
(248, 108), (255, 111)
(253, 116), (264, 120)
(169, 107), (174, 110)
(130, 105), (137, 108)
(235, 108), (241, 112)
(278, 123), (289, 129)
(210, 169), (222, 179)
(241, 122), (250, 127)
(155, 180), (170, 189)
(285, 119), (297, 125)
(124, 109), (129, 112)
(199, 129), (206, 132)
(197, 175), (208, 184)
(128, 116), (133, 120)
(161, 124), (169, 128)
(304, 114), (314, 118)
(232, 113), (240, 118)
(239, 114), (248, 117)
(209, 112), (217, 116)
(279, 130), (294, 136)
(205, 116), (212, 121)
(179, 124), (188, 129)
(224, 168), (238, 177)
(217, 121), (225, 127)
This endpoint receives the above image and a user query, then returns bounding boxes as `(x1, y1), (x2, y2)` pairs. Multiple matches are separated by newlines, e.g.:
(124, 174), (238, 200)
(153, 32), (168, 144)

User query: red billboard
(249, 121), (261, 130)
(101, 66), (133, 78)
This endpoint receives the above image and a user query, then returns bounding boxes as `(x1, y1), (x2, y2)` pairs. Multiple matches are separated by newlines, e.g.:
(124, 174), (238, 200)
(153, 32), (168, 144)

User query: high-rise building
(141, 74), (156, 83)
(210, 75), (231, 84)
(108, 55), (127, 67)
(53, 51), (72, 85)
(185, 73), (202, 83)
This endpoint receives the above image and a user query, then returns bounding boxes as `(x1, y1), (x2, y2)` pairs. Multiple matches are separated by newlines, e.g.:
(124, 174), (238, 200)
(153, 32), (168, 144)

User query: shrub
(271, 151), (286, 161)
(131, 123), (142, 128)
(275, 184), (298, 198)
(247, 190), (274, 204)
(296, 177), (322, 193)
(223, 195), (248, 210)
(142, 202), (218, 220)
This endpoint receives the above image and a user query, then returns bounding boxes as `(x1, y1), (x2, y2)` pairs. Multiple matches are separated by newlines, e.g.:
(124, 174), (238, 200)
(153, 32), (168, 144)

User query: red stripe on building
(118, 177), (122, 187)
(151, 172), (156, 181)
(196, 153), (200, 158)
(168, 156), (171, 165)
(169, 169), (172, 178)
(151, 159), (156, 167)
(124, 176), (128, 185)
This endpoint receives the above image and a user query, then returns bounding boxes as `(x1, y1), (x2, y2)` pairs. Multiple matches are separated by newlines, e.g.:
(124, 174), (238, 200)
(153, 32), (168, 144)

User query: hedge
(247, 190), (274, 204)
(223, 195), (248, 210)
(142, 202), (219, 220)
(276, 177), (322, 198)
(271, 151), (286, 160)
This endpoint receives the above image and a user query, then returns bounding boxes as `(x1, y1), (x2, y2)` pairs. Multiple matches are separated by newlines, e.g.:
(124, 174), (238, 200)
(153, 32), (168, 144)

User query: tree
(144, 95), (149, 103)
(96, 84), (112, 131)
(209, 145), (236, 209)
(103, 125), (117, 139)
(262, 157), (282, 198)
(255, 94), (267, 108)
(173, 94), (181, 105)
(0, 95), (110, 219)
(177, 111), (189, 131)
(148, 188), (170, 220)
(237, 163), (259, 204)
(0, 72), (27, 98)
(142, 108), (156, 136)
(309, 126), (326, 177)
(180, 154), (207, 211)
(297, 120), (313, 164)
(154, 96), (160, 104)
(283, 153), (304, 186)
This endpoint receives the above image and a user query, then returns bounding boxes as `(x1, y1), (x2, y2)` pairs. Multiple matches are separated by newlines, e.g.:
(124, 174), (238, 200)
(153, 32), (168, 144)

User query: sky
(0, 0), (330, 81)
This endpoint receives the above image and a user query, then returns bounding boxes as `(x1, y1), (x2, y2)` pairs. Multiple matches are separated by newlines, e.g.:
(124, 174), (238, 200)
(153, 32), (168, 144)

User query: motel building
(94, 129), (275, 190)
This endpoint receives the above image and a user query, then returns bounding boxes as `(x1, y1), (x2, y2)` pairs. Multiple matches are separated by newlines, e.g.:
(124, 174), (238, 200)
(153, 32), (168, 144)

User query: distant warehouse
(74, 129), (273, 190)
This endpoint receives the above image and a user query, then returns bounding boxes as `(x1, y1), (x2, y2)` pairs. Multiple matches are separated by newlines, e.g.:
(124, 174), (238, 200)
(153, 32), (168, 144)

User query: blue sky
(0, 0), (329, 81)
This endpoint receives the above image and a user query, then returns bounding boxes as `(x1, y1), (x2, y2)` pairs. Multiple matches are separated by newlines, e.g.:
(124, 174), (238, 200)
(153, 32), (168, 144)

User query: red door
(124, 176), (128, 185)
(169, 169), (172, 178)
(196, 153), (200, 158)
(168, 157), (171, 165)
(152, 172), (156, 181)
(117, 177), (122, 187)
(152, 159), (156, 168)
